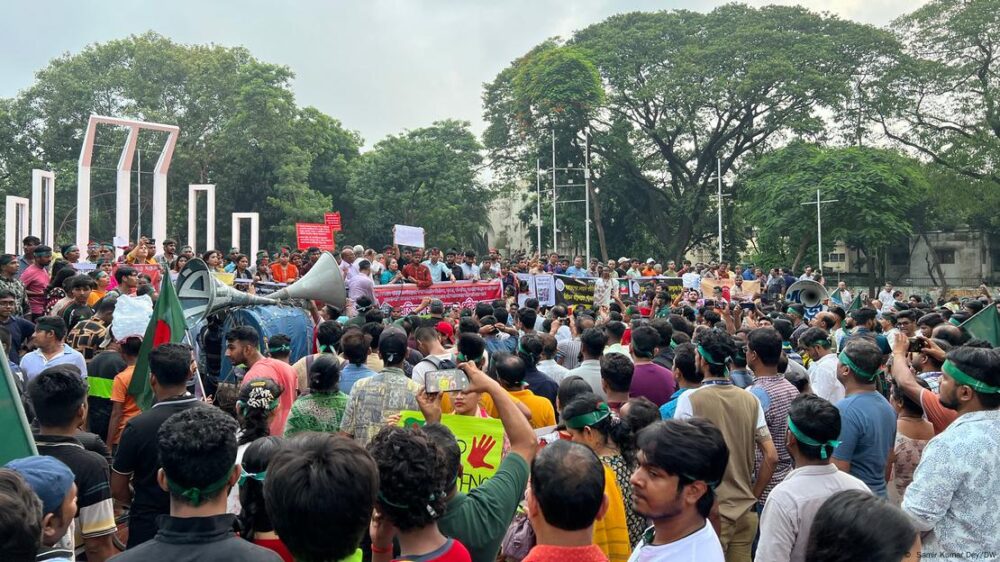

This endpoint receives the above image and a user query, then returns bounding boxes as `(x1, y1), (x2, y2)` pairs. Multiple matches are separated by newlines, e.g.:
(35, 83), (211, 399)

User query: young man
(16, 235), (41, 276)
(566, 328), (608, 400)
(227, 326), (298, 436)
(600, 351), (633, 414)
(340, 328), (420, 446)
(411, 325), (457, 387)
(757, 394), (870, 562)
(265, 433), (377, 562)
(67, 295), (115, 361)
(673, 328), (778, 561)
(517, 334), (559, 409)
(902, 345), (1000, 559)
(61, 274), (96, 330)
(536, 333), (569, 384)
(423, 247), (456, 283)
(659, 343), (700, 420)
(604, 322), (631, 360)
(108, 265), (139, 298)
(4, 455), (78, 561)
(627, 419), (729, 562)
(494, 354), (556, 429)
(113, 407), (280, 561)
(831, 339), (897, 497)
(521, 440), (609, 562)
(19, 316), (87, 382)
(154, 239), (177, 269)
(346, 259), (378, 312)
(746, 328), (800, 505)
(0, 288), (34, 363)
(112, 342), (202, 549)
(21, 244), (52, 319)
(799, 327), (845, 403)
(27, 365), (117, 561)
(628, 326), (675, 407)
(107, 336), (143, 449)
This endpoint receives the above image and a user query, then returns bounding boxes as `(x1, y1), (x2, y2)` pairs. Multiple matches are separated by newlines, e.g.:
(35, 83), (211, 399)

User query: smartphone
(908, 337), (925, 353)
(740, 302), (756, 311)
(425, 369), (470, 393)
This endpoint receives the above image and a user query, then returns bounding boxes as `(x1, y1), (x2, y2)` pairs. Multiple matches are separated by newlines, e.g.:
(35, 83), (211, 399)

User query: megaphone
(268, 251), (346, 310)
(175, 258), (278, 328)
(786, 279), (829, 308)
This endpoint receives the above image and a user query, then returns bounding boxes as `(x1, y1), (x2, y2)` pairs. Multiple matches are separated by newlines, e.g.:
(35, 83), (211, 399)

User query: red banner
(374, 280), (503, 315)
(296, 223), (336, 251)
(110, 263), (162, 291)
(324, 212), (343, 233)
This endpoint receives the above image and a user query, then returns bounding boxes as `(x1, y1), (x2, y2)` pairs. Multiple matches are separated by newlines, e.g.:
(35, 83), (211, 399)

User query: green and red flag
(845, 294), (862, 312)
(0, 340), (37, 464)
(960, 304), (1000, 347)
(128, 271), (188, 411)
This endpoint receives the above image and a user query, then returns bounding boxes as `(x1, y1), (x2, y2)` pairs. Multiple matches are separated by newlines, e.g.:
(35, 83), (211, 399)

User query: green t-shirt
(284, 391), (350, 436)
(438, 452), (529, 562)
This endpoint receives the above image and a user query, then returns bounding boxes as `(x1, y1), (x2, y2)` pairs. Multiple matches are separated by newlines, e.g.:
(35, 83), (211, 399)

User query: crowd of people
(1, 233), (998, 562)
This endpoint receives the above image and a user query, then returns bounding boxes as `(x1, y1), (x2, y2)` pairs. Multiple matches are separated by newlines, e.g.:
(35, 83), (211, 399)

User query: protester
(492, 353), (556, 429)
(536, 333), (569, 383)
(21, 244), (52, 320)
(0, 287), (33, 363)
(284, 354), (348, 435)
(658, 343), (699, 420)
(628, 326), (675, 406)
(516, 334), (559, 409)
(236, 436), (290, 561)
(806, 490), (918, 562)
(106, 336), (143, 448)
(566, 327), (608, 399)
(628, 418), (729, 562)
(756, 394), (870, 562)
(886, 378), (933, 505)
(4, 455), (77, 561)
(600, 352), (633, 414)
(112, 342), (201, 548)
(0, 467), (46, 562)
(0, 254), (29, 317)
(798, 327), (844, 403)
(889, 333), (958, 434)
(19, 316), (88, 381)
(412, 325), (458, 387)
(228, 326), (298, 436)
(67, 292), (113, 360)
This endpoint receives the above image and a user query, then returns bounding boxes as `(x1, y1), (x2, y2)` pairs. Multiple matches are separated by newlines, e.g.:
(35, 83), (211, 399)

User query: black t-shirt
(0, 315), (34, 363)
(62, 303), (94, 331)
(35, 433), (116, 539)
(112, 397), (204, 522)
(86, 351), (127, 442)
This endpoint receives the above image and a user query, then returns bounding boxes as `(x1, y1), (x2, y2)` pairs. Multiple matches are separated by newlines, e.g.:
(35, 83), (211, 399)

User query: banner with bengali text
(374, 280), (502, 314)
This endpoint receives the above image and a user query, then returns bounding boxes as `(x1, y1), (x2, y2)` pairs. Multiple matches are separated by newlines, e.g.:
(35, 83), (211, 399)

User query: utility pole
(584, 128), (591, 266)
(712, 158), (730, 262)
(801, 188), (839, 273)
(551, 129), (557, 255)
(536, 158), (542, 254)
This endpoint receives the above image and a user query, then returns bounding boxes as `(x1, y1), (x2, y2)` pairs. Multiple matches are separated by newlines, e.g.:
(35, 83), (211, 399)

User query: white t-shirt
(410, 352), (455, 386)
(628, 521), (725, 562)
(808, 353), (845, 404)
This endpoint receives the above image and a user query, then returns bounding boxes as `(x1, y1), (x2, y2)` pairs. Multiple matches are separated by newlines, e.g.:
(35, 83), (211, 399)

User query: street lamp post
(801, 188), (839, 273)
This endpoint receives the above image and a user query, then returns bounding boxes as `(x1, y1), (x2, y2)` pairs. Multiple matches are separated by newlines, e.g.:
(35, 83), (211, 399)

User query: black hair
(120, 336), (142, 358)
(474, 302), (493, 319)
(519, 308), (538, 330)
(621, 397), (660, 435)
(237, 436), (284, 541)
(771, 318), (794, 341)
(630, 325), (659, 358)
(456, 333), (486, 364)
(600, 352), (634, 393)
(368, 426), (450, 532)
(538, 333), (558, 358)
(636, 419), (729, 518)
(841, 339), (883, 385)
(829, 305), (846, 320)
(35, 315), (67, 340)
(649, 318), (674, 348)
(0, 469), (42, 561)
(788, 394), (841, 460)
(309, 354), (342, 393)
(530, 440), (606, 531)
(947, 346), (1000, 408)
(341, 330), (371, 366)
(805, 490), (917, 562)
(525, 298), (539, 310)
(917, 312), (944, 329)
(563, 393), (637, 468)
(422, 424), (461, 494)
(364, 308), (384, 325)
(580, 327), (608, 358)
(238, 378), (282, 445)
(932, 324), (965, 346)
(744, 327), (781, 368)
(896, 309), (918, 323)
(113, 265), (137, 284)
(672, 343), (701, 384)
(517, 334), (543, 369)
(95, 295), (117, 315)
(495, 353), (526, 388)
(492, 307), (510, 325)
(669, 314), (694, 337)
(316, 320), (343, 353)
(27, 365), (86, 427)
(892, 378), (928, 416)
(265, 433), (377, 562)
(797, 327), (832, 351)
(158, 407), (238, 505)
(226, 325), (260, 346)
(361, 322), (384, 352)
(851, 307), (877, 326)
(457, 317), (480, 334)
(67, 274), (96, 291)
(694, 329), (737, 377)
(557, 375), (594, 413)
(604, 321), (626, 343)
(149, 342), (193, 387)
(414, 326), (439, 344)
(267, 334), (291, 358)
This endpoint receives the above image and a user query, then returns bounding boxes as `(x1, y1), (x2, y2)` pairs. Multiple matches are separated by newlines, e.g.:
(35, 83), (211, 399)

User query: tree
(742, 142), (930, 291)
(873, 0), (1000, 184)
(0, 32), (361, 250)
(344, 120), (493, 251)
(484, 5), (899, 261)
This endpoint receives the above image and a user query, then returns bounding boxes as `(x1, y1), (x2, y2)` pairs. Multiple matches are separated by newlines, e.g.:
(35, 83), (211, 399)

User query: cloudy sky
(1, 0), (926, 146)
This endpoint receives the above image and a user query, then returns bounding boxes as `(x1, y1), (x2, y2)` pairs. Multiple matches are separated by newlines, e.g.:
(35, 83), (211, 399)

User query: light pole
(551, 129), (557, 255)
(711, 157), (730, 263)
(543, 128), (593, 265)
(801, 188), (839, 274)
(536, 159), (542, 254)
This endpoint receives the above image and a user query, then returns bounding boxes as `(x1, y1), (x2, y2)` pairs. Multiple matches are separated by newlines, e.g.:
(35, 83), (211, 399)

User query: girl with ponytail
(228, 378), (282, 515)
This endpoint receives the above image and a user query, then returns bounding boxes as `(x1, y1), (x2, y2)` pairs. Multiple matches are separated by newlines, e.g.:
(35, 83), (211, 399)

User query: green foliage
(742, 142), (930, 269)
(344, 120), (493, 251)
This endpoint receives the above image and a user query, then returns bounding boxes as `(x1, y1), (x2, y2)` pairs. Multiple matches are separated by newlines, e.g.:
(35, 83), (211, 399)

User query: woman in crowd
(886, 380), (933, 505)
(228, 378), (282, 515)
(380, 258), (403, 285)
(170, 254), (189, 282)
(233, 254), (253, 290)
(126, 243), (157, 265)
(203, 249), (225, 272)
(237, 436), (292, 562)
(255, 253), (274, 283)
(284, 354), (349, 436)
(86, 270), (110, 307)
(562, 392), (643, 550)
(44, 267), (76, 316)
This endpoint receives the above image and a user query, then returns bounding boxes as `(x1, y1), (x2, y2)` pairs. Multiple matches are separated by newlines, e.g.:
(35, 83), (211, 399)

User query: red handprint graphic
(466, 434), (497, 470)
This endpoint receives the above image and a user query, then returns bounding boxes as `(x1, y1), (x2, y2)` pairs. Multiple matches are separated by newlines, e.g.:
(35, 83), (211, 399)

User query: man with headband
(757, 394), (870, 562)
(902, 345), (1000, 559)
(829, 339), (896, 497)
(21, 244), (52, 320)
(673, 328), (777, 562)
(60, 244), (81, 264)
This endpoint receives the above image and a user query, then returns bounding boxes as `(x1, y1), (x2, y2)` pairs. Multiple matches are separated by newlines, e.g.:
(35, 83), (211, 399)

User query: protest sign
(295, 223), (336, 251)
(514, 274), (557, 308)
(374, 280), (502, 314)
(213, 271), (235, 286)
(393, 224), (425, 248)
(111, 263), (162, 289)
(324, 212), (342, 233)
(554, 274), (596, 307)
(701, 278), (761, 300)
(398, 410), (504, 493)
(73, 262), (96, 272)
(624, 276), (684, 302)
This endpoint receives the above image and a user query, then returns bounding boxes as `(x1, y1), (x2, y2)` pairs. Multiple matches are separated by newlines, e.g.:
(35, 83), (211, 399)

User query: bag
(418, 355), (457, 371)
(500, 512), (535, 561)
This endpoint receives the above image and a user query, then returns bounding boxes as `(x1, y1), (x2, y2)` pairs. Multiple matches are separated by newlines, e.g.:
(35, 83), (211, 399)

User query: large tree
(1, 32), (361, 249)
(484, 5), (900, 261)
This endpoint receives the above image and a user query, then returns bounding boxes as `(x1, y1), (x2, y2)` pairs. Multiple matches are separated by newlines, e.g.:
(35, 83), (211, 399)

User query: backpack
(418, 354), (457, 372)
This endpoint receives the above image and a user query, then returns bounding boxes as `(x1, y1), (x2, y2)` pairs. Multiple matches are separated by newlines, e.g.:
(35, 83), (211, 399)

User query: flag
(0, 341), (37, 464)
(960, 304), (1000, 347)
(129, 271), (189, 411)
(829, 288), (843, 305)
(846, 294), (862, 312)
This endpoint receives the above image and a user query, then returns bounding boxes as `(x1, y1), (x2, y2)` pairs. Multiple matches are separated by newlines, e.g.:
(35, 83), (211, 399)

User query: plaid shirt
(750, 374), (800, 504)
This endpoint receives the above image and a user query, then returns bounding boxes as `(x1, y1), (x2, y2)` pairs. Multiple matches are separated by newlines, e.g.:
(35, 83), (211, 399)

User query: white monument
(31, 169), (55, 247)
(188, 184), (216, 255)
(4, 196), (29, 254)
(231, 212), (260, 262)
(77, 115), (179, 255)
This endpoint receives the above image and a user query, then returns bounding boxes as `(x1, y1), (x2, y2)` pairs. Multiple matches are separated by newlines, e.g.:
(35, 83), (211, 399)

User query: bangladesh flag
(128, 270), (189, 411)
(829, 288), (843, 305)
(960, 304), (1000, 347)
(0, 341), (36, 464)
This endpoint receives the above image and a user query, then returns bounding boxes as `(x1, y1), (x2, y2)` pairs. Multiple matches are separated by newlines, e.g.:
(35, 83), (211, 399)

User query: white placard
(393, 225), (425, 248)
(112, 236), (129, 248)
(73, 262), (97, 272)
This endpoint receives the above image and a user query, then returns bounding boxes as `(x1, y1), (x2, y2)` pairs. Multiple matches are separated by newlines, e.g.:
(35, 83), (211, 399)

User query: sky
(0, 0), (927, 146)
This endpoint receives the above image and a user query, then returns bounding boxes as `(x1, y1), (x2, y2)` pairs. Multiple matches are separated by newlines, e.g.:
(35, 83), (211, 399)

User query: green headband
(34, 249), (52, 257)
(838, 351), (881, 381)
(943, 360), (1000, 394)
(786, 307), (803, 317)
(268, 344), (291, 353)
(166, 469), (233, 506)
(564, 402), (611, 430)
(238, 468), (267, 487)
(696, 344), (728, 366)
(787, 416), (841, 459)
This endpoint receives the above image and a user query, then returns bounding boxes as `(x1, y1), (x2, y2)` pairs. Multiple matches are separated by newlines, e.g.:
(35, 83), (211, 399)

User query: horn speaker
(175, 258), (278, 328)
(267, 251), (346, 309)
(785, 279), (829, 308)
